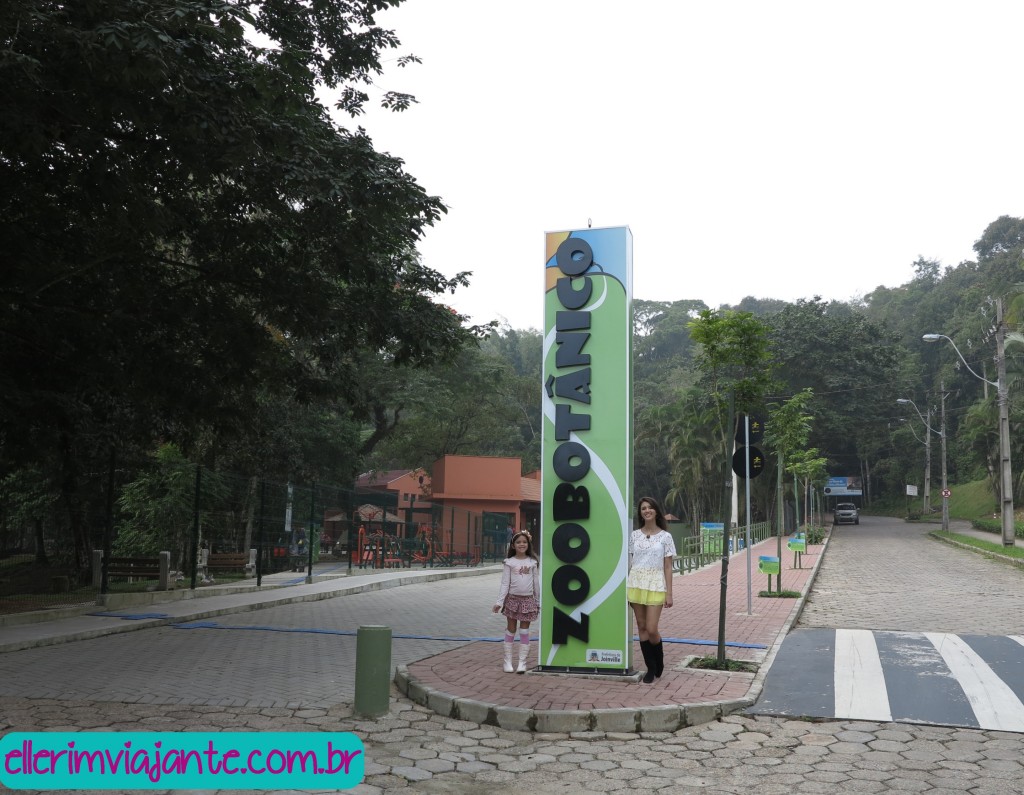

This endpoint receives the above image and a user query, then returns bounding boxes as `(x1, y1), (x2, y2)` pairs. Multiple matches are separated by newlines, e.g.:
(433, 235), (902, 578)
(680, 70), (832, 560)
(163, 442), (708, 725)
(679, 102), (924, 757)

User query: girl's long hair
(506, 530), (539, 562)
(636, 496), (668, 530)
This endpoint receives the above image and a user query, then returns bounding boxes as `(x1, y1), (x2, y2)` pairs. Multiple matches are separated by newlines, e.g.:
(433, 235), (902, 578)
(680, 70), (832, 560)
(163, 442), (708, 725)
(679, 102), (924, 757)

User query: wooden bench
(94, 550), (171, 591)
(105, 556), (162, 578)
(207, 552), (249, 574)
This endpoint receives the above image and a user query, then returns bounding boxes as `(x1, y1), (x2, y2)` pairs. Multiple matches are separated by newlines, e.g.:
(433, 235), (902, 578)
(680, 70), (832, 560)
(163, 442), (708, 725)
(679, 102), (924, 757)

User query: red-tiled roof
(520, 477), (541, 503)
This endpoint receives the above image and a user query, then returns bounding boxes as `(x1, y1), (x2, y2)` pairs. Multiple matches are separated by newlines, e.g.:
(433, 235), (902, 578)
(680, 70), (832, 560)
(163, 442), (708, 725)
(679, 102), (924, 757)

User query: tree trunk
(34, 517), (48, 566)
(58, 420), (89, 577)
(243, 475), (257, 552)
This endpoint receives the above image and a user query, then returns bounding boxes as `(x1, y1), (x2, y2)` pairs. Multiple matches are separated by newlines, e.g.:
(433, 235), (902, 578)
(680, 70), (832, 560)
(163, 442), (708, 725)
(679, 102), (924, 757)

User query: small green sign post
(758, 555), (780, 593)
(787, 533), (806, 569)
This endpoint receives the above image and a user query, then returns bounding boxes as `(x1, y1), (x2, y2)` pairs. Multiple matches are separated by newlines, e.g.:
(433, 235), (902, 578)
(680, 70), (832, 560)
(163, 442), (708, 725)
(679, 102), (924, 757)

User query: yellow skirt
(627, 587), (666, 606)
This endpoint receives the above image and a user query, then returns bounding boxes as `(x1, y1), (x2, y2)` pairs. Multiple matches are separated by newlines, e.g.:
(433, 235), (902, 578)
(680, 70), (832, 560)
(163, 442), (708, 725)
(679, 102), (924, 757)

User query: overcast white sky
(344, 0), (1024, 332)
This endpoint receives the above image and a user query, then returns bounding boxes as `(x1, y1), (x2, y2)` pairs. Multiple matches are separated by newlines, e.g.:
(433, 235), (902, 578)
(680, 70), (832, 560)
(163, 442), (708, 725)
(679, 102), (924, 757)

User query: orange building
(429, 455), (541, 559)
(354, 468), (431, 513)
(330, 457), (541, 564)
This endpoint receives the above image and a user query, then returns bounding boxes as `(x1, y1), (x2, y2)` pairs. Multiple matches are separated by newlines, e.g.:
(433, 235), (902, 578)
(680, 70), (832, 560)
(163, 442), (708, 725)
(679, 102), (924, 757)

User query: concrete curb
(741, 527), (830, 708)
(394, 535), (829, 733)
(393, 665), (753, 733)
(0, 602), (100, 628)
(929, 530), (1024, 570)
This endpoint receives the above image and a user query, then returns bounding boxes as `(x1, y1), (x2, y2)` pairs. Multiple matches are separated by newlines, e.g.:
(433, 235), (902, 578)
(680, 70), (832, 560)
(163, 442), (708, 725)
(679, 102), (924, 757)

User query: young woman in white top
(492, 530), (541, 673)
(627, 496), (676, 683)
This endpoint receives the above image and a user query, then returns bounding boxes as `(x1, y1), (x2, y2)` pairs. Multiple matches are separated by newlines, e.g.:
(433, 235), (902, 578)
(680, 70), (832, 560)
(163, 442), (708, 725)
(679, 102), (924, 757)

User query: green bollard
(354, 625), (392, 718)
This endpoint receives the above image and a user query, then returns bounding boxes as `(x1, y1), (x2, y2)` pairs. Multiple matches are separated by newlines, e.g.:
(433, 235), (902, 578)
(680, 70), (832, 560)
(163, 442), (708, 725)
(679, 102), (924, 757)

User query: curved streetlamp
(896, 397), (946, 529)
(923, 318), (1015, 547)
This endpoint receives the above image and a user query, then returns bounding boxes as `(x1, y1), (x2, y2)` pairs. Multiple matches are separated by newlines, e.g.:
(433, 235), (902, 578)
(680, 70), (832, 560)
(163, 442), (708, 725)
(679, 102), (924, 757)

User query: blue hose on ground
(87, 613), (767, 649)
(168, 621), (766, 648)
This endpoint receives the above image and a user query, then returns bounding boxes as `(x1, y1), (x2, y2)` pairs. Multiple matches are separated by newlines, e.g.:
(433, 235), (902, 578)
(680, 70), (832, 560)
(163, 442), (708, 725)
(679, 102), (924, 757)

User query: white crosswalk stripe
(752, 628), (1024, 732)
(834, 629), (891, 721)
(924, 632), (1024, 732)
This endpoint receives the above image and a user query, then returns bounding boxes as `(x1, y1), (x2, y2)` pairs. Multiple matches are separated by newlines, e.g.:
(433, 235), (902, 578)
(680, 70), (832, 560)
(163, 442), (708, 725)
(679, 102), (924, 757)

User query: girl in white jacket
(492, 531), (540, 673)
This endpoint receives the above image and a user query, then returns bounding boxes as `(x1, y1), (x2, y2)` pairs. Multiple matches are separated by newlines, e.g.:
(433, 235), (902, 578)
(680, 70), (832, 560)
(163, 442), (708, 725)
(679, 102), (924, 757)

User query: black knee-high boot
(652, 641), (664, 678)
(639, 640), (656, 684)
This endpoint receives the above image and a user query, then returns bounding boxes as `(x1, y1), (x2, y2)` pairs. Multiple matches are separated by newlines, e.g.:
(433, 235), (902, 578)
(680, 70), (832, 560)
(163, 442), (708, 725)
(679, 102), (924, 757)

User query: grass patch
(758, 590), (801, 598)
(933, 530), (1024, 559)
(875, 477), (1014, 525)
(687, 656), (759, 673)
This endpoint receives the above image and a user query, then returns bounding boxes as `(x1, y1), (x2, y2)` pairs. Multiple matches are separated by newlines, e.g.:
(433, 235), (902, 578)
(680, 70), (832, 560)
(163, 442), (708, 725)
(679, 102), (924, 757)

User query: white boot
(503, 641), (514, 673)
(516, 642), (530, 674)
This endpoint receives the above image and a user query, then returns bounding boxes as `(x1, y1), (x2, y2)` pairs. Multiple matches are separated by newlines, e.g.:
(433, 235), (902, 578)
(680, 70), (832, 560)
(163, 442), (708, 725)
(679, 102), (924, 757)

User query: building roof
(355, 504), (403, 523)
(355, 469), (422, 489)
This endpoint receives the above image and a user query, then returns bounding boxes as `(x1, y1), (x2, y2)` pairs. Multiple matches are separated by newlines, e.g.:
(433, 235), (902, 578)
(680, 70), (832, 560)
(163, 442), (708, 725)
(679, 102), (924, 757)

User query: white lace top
(627, 529), (676, 592)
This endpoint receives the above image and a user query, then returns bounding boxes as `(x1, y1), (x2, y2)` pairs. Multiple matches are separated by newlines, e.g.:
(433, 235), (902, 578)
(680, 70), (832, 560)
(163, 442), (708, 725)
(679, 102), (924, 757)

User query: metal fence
(1, 454), (798, 617)
(673, 521), (774, 574)
(0, 461), (509, 616)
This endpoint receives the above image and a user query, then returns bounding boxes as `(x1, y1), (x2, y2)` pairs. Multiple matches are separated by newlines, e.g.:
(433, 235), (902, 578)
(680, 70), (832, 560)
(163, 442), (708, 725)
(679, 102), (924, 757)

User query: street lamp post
(896, 396), (946, 529)
(924, 301), (1015, 547)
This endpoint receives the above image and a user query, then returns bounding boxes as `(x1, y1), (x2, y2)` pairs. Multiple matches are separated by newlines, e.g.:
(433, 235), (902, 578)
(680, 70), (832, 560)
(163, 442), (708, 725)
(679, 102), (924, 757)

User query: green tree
(765, 388), (814, 568)
(765, 299), (901, 502)
(658, 392), (722, 525)
(115, 444), (228, 572)
(686, 308), (774, 516)
(788, 448), (829, 529)
(633, 300), (708, 505)
(1, 0), (486, 568)
(0, 468), (61, 565)
(364, 343), (535, 472)
(686, 308), (773, 666)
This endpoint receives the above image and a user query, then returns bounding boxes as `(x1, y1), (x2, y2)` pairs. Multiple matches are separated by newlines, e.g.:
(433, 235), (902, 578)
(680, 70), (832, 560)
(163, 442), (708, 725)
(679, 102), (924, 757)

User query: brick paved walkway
(399, 536), (818, 729)
(0, 535), (822, 733)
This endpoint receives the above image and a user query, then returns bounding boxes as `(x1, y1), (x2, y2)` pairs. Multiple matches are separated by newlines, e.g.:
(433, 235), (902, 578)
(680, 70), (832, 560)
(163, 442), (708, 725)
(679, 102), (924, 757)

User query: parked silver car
(833, 502), (859, 525)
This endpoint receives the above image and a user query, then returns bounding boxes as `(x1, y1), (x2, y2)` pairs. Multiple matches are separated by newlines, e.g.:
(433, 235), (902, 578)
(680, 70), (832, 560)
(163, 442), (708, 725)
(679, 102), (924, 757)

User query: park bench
(92, 550), (170, 591)
(207, 552), (250, 574)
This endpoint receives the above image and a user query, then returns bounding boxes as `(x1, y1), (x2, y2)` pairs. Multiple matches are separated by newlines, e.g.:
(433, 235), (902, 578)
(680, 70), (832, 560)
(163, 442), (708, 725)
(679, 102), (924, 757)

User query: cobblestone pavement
(2, 516), (1024, 793)
(798, 518), (1024, 634)
(3, 695), (1023, 794)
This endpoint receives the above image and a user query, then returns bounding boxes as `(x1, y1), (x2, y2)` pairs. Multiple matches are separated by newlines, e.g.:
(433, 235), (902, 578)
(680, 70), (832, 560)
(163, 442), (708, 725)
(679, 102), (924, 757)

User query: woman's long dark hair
(506, 530), (539, 562)
(636, 496), (667, 530)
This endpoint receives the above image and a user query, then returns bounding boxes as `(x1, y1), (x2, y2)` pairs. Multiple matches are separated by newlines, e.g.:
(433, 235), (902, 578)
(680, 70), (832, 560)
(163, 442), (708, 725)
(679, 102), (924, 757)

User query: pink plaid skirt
(501, 594), (539, 622)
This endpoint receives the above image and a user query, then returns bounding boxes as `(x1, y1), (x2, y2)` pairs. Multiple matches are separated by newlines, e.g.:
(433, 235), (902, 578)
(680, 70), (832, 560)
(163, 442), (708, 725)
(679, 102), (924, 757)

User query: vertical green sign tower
(540, 227), (633, 673)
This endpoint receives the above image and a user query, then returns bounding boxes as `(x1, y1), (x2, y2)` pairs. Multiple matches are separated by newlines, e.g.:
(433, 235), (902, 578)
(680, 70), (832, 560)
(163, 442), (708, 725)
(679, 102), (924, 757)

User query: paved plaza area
(3, 694), (1022, 794)
(1, 518), (1023, 793)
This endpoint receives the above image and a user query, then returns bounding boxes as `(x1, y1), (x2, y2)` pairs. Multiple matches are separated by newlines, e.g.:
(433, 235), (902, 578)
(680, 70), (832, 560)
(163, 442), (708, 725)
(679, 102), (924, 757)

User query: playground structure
(319, 494), (534, 571)
(355, 522), (483, 569)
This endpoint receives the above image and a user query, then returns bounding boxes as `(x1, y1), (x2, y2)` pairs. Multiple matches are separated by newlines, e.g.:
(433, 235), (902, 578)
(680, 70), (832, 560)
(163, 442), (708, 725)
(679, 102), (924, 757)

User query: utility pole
(995, 299), (1015, 546)
(940, 382), (948, 532)
(924, 406), (932, 514)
